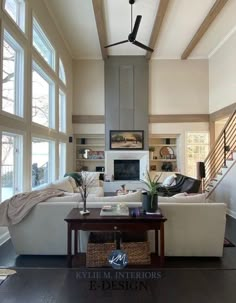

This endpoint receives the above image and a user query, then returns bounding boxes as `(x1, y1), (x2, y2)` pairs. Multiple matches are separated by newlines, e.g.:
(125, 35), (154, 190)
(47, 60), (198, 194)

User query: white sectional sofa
(8, 191), (226, 257)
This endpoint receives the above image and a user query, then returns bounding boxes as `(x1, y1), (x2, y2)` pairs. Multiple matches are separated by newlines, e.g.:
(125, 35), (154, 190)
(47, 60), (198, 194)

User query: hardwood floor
(0, 268), (236, 303)
(0, 215), (236, 302)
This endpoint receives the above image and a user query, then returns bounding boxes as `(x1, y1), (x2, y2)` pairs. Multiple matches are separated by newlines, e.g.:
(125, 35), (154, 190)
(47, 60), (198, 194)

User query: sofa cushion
(64, 172), (82, 186)
(159, 193), (207, 203)
(162, 174), (176, 187)
(46, 193), (82, 202)
(74, 186), (104, 197)
(46, 186), (104, 203)
(81, 171), (100, 187)
(47, 177), (74, 193)
(67, 176), (78, 192)
(87, 190), (142, 203)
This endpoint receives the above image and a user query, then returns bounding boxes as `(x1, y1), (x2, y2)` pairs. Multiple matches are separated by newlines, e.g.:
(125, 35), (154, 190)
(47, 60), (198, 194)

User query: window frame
(59, 141), (66, 179)
(59, 88), (66, 133)
(32, 60), (55, 129)
(32, 16), (55, 70)
(3, 0), (26, 32)
(0, 130), (23, 202)
(59, 57), (66, 85)
(1, 29), (24, 118)
(31, 137), (55, 189)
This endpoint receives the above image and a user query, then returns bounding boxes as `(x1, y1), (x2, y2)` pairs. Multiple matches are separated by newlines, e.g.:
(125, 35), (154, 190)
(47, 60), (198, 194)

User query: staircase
(204, 109), (236, 198)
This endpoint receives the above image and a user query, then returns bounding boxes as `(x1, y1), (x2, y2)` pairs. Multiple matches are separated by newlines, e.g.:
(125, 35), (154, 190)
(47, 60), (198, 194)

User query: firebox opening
(114, 159), (140, 181)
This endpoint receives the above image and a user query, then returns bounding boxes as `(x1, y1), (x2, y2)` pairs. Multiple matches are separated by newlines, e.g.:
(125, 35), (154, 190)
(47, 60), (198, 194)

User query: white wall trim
(208, 25), (236, 58)
(227, 208), (236, 219)
(72, 55), (103, 60)
(0, 231), (10, 246)
(150, 56), (208, 60)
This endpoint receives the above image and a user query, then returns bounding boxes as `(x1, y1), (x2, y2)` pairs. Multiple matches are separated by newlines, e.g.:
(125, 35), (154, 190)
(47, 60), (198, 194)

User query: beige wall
(149, 59), (209, 115)
(209, 31), (236, 113)
(72, 59), (210, 118)
(73, 60), (104, 115)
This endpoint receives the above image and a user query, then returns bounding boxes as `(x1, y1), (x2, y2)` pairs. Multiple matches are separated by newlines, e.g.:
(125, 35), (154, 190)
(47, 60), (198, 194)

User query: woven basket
(86, 239), (151, 267)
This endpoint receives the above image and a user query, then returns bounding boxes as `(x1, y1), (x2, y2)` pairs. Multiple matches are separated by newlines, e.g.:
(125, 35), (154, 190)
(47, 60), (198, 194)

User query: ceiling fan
(104, 0), (154, 52)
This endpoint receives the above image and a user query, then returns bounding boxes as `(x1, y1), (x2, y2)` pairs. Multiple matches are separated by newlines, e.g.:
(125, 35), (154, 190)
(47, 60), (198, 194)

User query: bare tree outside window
(2, 40), (16, 114)
(2, 31), (24, 117)
(32, 69), (49, 127)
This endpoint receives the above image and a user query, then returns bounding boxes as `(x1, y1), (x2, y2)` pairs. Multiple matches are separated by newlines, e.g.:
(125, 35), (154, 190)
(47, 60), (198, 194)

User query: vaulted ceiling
(44, 0), (236, 60)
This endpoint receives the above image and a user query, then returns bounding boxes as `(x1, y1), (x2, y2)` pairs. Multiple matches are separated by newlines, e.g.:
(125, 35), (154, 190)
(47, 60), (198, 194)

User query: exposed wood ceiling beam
(146, 0), (170, 60)
(92, 0), (108, 60)
(181, 0), (229, 60)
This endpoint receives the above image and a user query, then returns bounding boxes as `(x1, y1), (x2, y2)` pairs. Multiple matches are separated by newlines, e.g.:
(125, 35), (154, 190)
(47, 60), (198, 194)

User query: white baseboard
(0, 231), (10, 246)
(227, 208), (236, 219)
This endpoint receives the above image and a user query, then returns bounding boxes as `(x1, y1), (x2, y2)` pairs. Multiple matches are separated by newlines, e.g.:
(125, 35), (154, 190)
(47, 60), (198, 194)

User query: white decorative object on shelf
(74, 134), (105, 171)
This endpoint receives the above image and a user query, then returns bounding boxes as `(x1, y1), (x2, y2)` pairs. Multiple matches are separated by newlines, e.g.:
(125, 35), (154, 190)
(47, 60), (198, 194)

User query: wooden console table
(64, 208), (167, 268)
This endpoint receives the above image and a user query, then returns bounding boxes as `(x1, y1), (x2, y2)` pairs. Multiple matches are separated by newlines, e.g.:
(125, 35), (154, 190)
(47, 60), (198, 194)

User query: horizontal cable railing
(204, 109), (236, 193)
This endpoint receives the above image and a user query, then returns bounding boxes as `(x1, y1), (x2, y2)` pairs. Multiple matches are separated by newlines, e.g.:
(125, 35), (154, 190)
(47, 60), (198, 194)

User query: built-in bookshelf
(74, 134), (105, 172)
(149, 135), (179, 173)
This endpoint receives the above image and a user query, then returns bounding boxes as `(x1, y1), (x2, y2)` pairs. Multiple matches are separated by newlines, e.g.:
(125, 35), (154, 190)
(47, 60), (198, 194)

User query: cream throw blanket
(0, 189), (64, 226)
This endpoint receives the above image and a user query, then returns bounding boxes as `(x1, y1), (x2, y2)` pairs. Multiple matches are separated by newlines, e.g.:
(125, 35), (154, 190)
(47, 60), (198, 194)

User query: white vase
(149, 151), (154, 160)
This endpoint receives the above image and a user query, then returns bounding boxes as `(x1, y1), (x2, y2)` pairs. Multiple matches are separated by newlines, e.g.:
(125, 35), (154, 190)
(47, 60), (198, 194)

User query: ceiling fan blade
(104, 40), (129, 48)
(133, 40), (154, 52)
(131, 15), (142, 40)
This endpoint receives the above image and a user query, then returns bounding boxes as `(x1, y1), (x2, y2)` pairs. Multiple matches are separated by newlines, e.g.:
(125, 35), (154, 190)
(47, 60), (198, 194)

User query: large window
(59, 89), (66, 133)
(1, 132), (23, 202)
(59, 58), (66, 84)
(2, 30), (24, 117)
(32, 138), (55, 188)
(186, 132), (209, 178)
(33, 17), (55, 70)
(32, 62), (55, 128)
(4, 0), (25, 32)
(59, 142), (66, 179)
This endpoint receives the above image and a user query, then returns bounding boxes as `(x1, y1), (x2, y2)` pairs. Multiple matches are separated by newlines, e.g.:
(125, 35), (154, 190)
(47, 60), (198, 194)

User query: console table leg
(155, 229), (159, 256)
(160, 222), (165, 267)
(67, 223), (72, 267)
(74, 229), (78, 255)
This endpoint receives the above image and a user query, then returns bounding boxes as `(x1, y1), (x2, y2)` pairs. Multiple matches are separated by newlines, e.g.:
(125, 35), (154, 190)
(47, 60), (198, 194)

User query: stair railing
(203, 109), (236, 194)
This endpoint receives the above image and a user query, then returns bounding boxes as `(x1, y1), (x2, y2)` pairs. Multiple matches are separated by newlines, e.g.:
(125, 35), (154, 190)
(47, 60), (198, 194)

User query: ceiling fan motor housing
(128, 33), (135, 42)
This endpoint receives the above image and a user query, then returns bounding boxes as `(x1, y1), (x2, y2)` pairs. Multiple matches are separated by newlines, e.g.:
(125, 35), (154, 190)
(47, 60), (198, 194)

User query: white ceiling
(44, 0), (236, 60)
(103, 0), (160, 56)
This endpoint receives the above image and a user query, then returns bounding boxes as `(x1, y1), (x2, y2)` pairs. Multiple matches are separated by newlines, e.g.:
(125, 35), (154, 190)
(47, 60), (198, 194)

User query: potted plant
(149, 146), (155, 160)
(140, 171), (162, 213)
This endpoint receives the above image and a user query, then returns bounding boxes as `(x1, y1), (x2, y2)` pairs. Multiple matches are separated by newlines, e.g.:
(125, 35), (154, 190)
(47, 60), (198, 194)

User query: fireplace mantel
(105, 151), (149, 180)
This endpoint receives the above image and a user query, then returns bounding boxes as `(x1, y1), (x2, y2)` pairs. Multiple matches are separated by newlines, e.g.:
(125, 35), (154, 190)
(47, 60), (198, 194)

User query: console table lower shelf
(64, 208), (167, 268)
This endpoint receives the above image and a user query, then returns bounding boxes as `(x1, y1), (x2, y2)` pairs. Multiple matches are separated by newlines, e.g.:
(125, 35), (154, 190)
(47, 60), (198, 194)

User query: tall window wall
(0, 0), (69, 201)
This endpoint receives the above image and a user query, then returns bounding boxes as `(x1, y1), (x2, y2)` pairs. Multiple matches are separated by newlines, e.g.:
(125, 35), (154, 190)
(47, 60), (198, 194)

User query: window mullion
(0, 132), (2, 202)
